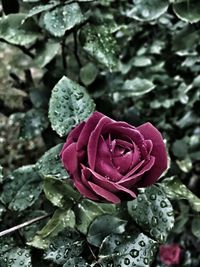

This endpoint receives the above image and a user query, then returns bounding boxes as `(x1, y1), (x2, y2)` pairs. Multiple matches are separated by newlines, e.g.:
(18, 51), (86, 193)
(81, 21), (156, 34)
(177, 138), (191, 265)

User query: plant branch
(0, 38), (34, 58)
(61, 39), (67, 70)
(0, 213), (51, 238)
(73, 30), (82, 68)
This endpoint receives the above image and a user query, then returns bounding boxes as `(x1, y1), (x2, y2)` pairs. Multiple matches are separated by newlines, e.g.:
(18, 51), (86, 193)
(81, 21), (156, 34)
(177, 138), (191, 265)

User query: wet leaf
(20, 108), (49, 140)
(87, 214), (127, 247)
(191, 217), (200, 238)
(122, 77), (155, 96)
(42, 3), (84, 37)
(49, 76), (95, 137)
(161, 176), (200, 212)
(127, 0), (169, 21)
(33, 42), (60, 68)
(75, 199), (116, 234)
(0, 13), (39, 45)
(29, 209), (75, 249)
(99, 232), (158, 267)
(36, 143), (69, 180)
(128, 185), (174, 243)
(173, 0), (200, 23)
(80, 62), (98, 86)
(81, 24), (118, 70)
(26, 2), (59, 19)
(63, 257), (90, 267)
(43, 177), (80, 208)
(44, 228), (84, 264)
(1, 247), (32, 267)
(1, 165), (42, 211)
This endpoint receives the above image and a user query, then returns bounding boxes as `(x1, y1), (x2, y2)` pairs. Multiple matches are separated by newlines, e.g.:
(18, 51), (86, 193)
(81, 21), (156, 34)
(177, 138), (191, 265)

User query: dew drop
(151, 216), (158, 226)
(124, 257), (130, 265)
(150, 194), (156, 200)
(160, 200), (167, 208)
(130, 249), (139, 258)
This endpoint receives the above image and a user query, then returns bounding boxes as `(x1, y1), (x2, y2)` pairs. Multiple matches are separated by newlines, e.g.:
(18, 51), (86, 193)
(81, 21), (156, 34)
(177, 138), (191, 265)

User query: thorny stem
(0, 213), (51, 238)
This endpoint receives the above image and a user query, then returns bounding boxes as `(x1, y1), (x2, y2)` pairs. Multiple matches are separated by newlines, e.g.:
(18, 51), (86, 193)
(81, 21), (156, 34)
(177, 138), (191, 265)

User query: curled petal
(102, 123), (148, 159)
(74, 180), (100, 201)
(88, 116), (114, 170)
(77, 111), (104, 151)
(118, 156), (155, 187)
(61, 122), (85, 154)
(95, 136), (122, 181)
(137, 123), (168, 186)
(85, 167), (137, 198)
(61, 142), (78, 174)
(88, 181), (121, 203)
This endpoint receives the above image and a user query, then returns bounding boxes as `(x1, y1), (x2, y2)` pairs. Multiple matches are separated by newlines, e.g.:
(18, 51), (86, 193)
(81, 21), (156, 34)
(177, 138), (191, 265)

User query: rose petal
(88, 181), (121, 203)
(61, 143), (78, 174)
(77, 111), (104, 151)
(74, 180), (100, 201)
(145, 139), (153, 154)
(85, 167), (137, 199)
(88, 116), (114, 170)
(118, 156), (155, 187)
(137, 123), (168, 186)
(102, 123), (148, 159)
(95, 136), (122, 181)
(60, 122), (85, 155)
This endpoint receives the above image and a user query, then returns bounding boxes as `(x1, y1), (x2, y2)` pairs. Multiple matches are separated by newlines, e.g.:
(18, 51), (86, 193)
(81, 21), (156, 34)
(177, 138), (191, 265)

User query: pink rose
(61, 112), (168, 203)
(159, 244), (181, 265)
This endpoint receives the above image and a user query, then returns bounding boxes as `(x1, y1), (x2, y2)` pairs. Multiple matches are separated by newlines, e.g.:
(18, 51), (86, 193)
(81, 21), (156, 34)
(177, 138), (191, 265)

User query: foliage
(0, 0), (200, 266)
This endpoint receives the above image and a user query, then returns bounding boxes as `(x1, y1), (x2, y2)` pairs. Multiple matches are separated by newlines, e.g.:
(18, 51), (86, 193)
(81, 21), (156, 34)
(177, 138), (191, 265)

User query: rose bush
(61, 112), (168, 203)
(159, 244), (181, 265)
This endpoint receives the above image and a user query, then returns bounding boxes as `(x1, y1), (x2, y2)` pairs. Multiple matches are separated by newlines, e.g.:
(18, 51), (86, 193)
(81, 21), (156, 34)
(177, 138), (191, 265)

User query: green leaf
(2, 247), (32, 267)
(172, 138), (188, 158)
(191, 217), (200, 238)
(44, 228), (84, 265)
(127, 0), (169, 21)
(63, 257), (90, 267)
(20, 108), (49, 140)
(42, 3), (84, 37)
(20, 210), (49, 242)
(1, 165), (42, 212)
(26, 2), (59, 18)
(43, 178), (80, 208)
(0, 14), (39, 45)
(173, 0), (200, 23)
(127, 185), (174, 243)
(48, 76), (95, 137)
(29, 209), (75, 249)
(161, 176), (200, 212)
(36, 143), (69, 180)
(33, 42), (60, 68)
(87, 214), (127, 247)
(81, 24), (118, 70)
(122, 78), (156, 96)
(75, 199), (117, 234)
(80, 63), (98, 86)
(99, 233), (158, 267)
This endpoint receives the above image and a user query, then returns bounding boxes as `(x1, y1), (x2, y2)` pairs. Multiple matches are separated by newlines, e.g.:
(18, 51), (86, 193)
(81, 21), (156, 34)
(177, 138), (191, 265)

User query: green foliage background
(0, 0), (200, 266)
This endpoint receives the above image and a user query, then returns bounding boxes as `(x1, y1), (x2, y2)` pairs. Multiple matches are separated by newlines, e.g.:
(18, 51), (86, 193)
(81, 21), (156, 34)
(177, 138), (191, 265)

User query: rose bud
(159, 244), (181, 266)
(61, 111), (168, 203)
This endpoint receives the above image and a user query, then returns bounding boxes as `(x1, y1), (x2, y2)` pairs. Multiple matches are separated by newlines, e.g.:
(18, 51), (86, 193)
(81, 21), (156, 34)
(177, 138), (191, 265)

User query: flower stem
(0, 213), (51, 238)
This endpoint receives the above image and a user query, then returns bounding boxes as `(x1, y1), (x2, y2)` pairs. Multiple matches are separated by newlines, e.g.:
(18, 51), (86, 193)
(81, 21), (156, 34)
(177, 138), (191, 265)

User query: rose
(61, 111), (168, 203)
(159, 244), (181, 266)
